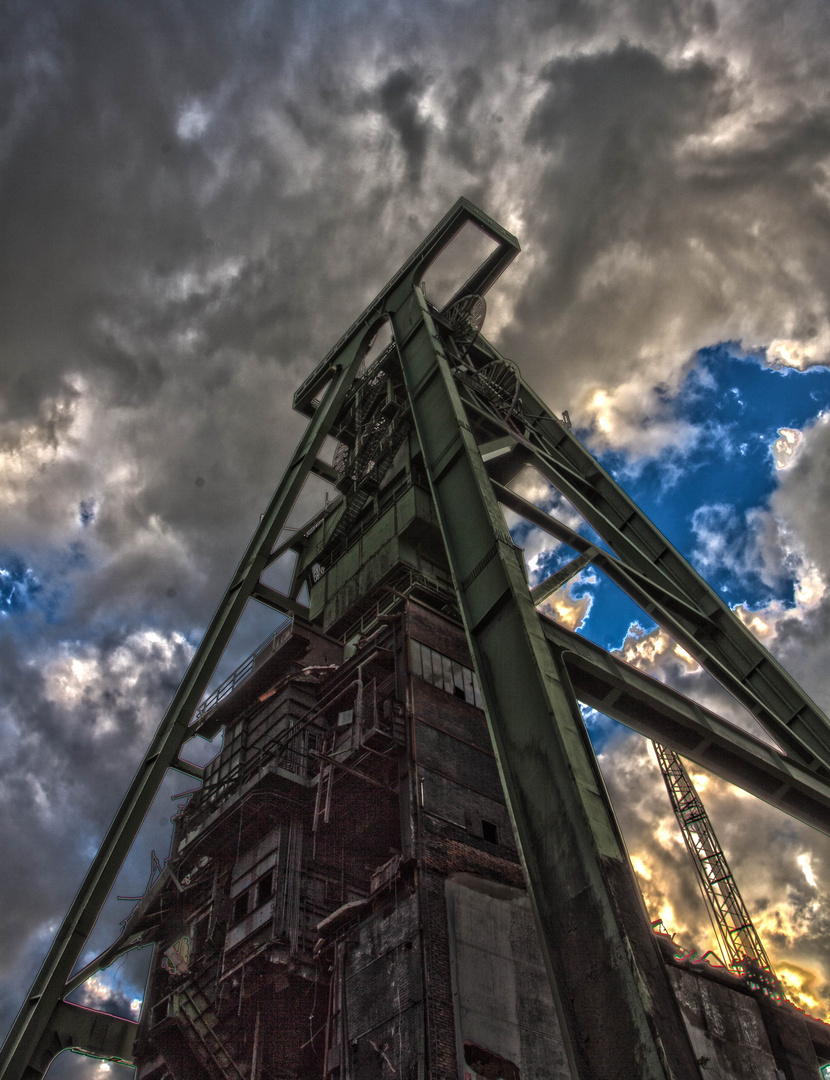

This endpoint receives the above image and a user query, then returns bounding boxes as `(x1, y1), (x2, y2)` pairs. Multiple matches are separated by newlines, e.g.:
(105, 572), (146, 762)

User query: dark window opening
(233, 893), (249, 924)
(256, 873), (274, 907)
(409, 639), (483, 708)
(481, 819), (499, 845)
(464, 1042), (520, 1080)
(190, 915), (208, 956)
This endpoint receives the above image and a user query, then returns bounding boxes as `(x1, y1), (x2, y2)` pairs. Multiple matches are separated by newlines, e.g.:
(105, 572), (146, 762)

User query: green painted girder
(292, 197), (519, 417)
(455, 363), (830, 781)
(24, 1002), (136, 1079)
(540, 614), (830, 835)
(392, 283), (702, 1079)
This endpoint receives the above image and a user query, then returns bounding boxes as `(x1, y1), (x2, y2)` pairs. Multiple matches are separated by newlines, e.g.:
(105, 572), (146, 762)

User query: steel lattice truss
(4, 199), (830, 1080)
(653, 743), (778, 985)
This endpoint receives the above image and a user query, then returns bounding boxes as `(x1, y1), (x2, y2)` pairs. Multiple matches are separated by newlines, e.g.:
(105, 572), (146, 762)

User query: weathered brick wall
(344, 889), (425, 1080)
(405, 600), (530, 1079)
(409, 603), (473, 668)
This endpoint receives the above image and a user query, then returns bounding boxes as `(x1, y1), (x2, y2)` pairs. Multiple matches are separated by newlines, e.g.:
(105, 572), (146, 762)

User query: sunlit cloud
(581, 381), (700, 458)
(766, 327), (830, 372)
(797, 853), (818, 890)
(539, 571), (596, 631)
(616, 622), (699, 674)
(772, 426), (803, 470)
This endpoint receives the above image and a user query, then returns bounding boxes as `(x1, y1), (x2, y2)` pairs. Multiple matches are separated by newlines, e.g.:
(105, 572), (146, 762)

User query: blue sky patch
(583, 349), (830, 644)
(79, 499), (97, 527)
(0, 558), (42, 616)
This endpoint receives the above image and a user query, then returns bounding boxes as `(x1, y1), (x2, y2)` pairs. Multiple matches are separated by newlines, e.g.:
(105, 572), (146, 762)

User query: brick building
(126, 451), (830, 1080)
(127, 442), (573, 1079)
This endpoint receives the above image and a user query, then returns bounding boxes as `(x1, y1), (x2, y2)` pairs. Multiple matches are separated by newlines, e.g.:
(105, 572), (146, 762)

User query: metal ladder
(175, 974), (247, 1080)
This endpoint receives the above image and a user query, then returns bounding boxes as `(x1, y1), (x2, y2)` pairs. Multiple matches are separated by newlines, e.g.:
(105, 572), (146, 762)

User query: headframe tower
(4, 200), (830, 1079)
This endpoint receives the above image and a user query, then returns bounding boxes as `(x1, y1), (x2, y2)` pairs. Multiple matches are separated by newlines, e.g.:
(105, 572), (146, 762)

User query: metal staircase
(154, 969), (247, 1080)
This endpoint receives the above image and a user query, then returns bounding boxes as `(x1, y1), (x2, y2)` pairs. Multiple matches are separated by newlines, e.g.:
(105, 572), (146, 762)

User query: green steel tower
(3, 200), (830, 1080)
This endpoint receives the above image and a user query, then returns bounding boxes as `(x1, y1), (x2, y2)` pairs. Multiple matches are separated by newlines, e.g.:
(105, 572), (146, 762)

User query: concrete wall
(445, 875), (570, 1080)
(667, 964), (825, 1080)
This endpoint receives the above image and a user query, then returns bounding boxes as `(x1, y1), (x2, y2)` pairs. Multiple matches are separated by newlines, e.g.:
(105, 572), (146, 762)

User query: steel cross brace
(540, 615), (830, 835)
(391, 283), (702, 1080)
(459, 374), (830, 825)
(465, 368), (830, 780)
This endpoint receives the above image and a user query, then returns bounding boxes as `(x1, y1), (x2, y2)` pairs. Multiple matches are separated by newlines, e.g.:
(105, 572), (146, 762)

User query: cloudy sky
(4, 0), (830, 1073)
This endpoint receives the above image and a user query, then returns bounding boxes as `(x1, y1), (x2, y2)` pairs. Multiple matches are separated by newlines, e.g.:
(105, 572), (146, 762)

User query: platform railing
(192, 617), (294, 724)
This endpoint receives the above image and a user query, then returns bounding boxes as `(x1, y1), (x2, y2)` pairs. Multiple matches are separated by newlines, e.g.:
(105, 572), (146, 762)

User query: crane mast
(653, 741), (782, 999)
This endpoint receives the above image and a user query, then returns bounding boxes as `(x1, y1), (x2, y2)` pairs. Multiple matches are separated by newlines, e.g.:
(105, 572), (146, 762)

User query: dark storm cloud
(494, 18), (830, 449)
(377, 68), (430, 185)
(0, 627), (193, 971)
(509, 42), (730, 404)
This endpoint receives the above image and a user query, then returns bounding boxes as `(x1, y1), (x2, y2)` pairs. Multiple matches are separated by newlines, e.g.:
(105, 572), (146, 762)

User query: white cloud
(538, 571), (596, 631)
(798, 853), (818, 890)
(766, 327), (830, 372)
(176, 99), (211, 141)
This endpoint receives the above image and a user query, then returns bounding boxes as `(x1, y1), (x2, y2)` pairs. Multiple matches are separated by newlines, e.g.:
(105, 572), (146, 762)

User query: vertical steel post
(392, 283), (702, 1080)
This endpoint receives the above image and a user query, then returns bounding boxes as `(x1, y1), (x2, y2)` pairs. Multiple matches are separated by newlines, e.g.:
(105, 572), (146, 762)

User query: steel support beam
(392, 283), (701, 1080)
(492, 474), (830, 777)
(474, 371), (830, 779)
(24, 1002), (136, 1080)
(530, 550), (598, 605)
(542, 615), (830, 835)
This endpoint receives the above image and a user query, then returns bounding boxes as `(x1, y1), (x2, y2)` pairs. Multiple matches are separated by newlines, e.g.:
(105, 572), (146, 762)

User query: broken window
(228, 826), (281, 937)
(256, 872), (274, 907)
(481, 820), (499, 845)
(409, 639), (482, 708)
(466, 813), (499, 845)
